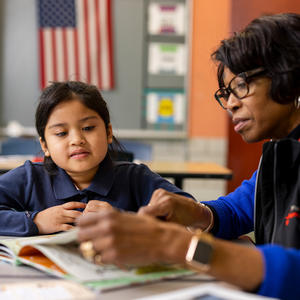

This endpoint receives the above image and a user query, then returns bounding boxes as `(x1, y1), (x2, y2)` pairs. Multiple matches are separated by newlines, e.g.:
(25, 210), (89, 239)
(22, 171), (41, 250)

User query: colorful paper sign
(148, 2), (186, 35)
(148, 43), (186, 75)
(146, 91), (185, 125)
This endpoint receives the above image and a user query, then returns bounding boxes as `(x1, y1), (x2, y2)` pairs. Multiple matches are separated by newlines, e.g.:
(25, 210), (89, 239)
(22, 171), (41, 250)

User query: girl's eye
(55, 132), (67, 137)
(83, 126), (95, 131)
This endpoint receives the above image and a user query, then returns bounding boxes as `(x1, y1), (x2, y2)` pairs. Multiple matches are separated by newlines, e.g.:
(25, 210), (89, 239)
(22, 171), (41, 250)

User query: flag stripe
(65, 29), (75, 80)
(51, 29), (57, 81)
(62, 28), (68, 80)
(73, 29), (80, 81)
(94, 0), (102, 88)
(44, 29), (53, 85)
(39, 29), (46, 89)
(106, 0), (114, 88)
(56, 29), (64, 81)
(83, 0), (91, 83)
(77, 0), (86, 82)
(100, 0), (109, 89)
(89, 0), (98, 86)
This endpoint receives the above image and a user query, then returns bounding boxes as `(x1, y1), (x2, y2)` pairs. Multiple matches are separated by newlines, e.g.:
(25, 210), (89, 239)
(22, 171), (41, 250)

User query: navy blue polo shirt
(0, 155), (193, 236)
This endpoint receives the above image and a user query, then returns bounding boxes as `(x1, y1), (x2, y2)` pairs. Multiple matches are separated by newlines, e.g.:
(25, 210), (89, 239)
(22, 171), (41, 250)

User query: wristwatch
(185, 230), (214, 272)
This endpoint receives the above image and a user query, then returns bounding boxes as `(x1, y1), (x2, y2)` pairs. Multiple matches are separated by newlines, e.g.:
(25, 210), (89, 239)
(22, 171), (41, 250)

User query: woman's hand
(34, 202), (86, 234)
(83, 200), (113, 215)
(77, 209), (192, 266)
(77, 208), (264, 292)
(138, 189), (212, 230)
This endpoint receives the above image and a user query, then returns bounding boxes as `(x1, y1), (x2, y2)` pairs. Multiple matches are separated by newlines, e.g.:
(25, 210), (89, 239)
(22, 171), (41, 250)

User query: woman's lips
(233, 118), (250, 132)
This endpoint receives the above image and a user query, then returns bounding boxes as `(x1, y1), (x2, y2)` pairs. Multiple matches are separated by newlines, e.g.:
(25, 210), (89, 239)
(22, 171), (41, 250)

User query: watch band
(185, 230), (214, 272)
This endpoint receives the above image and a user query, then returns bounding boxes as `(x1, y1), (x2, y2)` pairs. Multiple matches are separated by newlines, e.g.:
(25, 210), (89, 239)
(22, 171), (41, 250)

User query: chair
(119, 140), (152, 161)
(0, 138), (42, 156)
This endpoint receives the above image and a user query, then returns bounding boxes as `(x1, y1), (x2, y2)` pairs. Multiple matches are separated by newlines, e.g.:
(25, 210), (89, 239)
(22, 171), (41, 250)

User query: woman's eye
(236, 81), (247, 91)
(83, 126), (95, 131)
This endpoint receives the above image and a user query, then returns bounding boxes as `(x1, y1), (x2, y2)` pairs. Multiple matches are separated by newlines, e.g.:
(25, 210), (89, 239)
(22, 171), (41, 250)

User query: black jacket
(255, 128), (300, 248)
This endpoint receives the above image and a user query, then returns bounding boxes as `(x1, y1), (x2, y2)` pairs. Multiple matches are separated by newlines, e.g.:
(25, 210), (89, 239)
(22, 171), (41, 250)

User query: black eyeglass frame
(214, 67), (266, 109)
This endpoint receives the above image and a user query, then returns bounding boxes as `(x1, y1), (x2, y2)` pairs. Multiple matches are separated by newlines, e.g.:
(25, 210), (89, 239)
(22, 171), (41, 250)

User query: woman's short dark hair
(35, 81), (120, 174)
(212, 13), (300, 104)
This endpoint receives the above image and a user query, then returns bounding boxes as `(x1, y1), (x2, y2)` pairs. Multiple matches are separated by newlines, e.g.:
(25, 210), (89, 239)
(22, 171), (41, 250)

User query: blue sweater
(0, 156), (192, 237)
(203, 171), (300, 300)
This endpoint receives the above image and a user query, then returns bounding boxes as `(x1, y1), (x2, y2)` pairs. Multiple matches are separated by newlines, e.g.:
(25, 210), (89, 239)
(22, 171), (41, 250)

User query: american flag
(37, 0), (114, 90)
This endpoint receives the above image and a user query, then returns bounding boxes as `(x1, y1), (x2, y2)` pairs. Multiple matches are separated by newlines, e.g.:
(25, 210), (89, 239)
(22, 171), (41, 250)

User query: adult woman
(77, 13), (300, 300)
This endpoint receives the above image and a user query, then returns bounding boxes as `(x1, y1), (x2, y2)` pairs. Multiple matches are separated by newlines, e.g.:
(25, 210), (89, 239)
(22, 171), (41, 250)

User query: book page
(18, 229), (78, 247)
(0, 230), (78, 261)
(19, 243), (131, 282)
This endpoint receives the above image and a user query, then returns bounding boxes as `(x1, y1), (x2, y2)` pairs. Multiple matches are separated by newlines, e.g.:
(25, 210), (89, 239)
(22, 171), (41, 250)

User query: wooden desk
(143, 161), (232, 188)
(0, 155), (36, 174)
(0, 157), (233, 189)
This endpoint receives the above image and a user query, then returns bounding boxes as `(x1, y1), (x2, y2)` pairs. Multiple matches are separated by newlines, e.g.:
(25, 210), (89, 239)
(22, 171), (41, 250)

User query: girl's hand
(33, 202), (86, 234)
(83, 200), (113, 215)
(138, 188), (212, 229)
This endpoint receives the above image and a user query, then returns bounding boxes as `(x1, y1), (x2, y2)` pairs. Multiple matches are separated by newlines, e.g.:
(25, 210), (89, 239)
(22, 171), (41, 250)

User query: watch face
(193, 240), (213, 264)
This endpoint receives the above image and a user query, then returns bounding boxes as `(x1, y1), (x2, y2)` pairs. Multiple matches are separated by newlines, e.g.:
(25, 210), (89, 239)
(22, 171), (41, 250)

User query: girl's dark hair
(212, 13), (300, 104)
(35, 81), (121, 174)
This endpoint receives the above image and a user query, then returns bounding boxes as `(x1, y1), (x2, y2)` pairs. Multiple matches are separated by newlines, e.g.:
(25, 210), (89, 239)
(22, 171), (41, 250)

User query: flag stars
(39, 0), (76, 28)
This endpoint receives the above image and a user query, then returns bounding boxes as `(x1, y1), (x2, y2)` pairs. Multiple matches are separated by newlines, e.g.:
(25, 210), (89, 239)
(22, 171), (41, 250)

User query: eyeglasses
(214, 67), (266, 109)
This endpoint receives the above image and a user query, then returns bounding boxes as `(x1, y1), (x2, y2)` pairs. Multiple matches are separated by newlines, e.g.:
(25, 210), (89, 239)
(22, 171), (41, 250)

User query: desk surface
(0, 262), (242, 300)
(0, 156), (34, 171)
(0, 157), (232, 178)
(144, 161), (232, 178)
(0, 157), (232, 189)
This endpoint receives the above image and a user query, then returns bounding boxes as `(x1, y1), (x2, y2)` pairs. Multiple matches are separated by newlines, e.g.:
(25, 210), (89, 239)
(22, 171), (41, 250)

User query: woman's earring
(295, 96), (300, 109)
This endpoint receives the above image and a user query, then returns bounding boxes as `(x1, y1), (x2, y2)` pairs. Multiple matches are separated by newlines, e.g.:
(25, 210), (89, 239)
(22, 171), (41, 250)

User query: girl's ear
(107, 124), (113, 144)
(39, 137), (50, 157)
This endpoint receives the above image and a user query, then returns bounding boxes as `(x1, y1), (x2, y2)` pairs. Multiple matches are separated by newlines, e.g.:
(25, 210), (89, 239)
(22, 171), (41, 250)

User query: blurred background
(0, 0), (299, 201)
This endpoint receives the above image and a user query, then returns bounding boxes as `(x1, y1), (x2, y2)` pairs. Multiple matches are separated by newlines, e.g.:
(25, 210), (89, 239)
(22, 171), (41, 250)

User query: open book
(0, 230), (192, 291)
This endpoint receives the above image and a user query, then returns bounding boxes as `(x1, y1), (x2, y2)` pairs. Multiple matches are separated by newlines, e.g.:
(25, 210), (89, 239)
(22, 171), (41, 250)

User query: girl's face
(224, 68), (300, 142)
(40, 99), (113, 181)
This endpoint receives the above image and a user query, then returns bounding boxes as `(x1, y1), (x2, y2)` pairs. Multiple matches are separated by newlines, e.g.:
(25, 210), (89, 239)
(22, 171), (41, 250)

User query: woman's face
(40, 99), (113, 180)
(223, 67), (299, 142)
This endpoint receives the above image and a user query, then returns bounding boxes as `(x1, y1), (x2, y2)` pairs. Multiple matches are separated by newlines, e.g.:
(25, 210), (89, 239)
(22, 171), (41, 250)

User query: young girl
(0, 81), (193, 236)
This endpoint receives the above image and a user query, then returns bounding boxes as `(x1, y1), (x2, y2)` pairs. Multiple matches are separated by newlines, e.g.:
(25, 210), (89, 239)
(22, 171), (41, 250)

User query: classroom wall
(181, 0), (232, 201)
(0, 0), (40, 127)
(188, 0), (231, 138)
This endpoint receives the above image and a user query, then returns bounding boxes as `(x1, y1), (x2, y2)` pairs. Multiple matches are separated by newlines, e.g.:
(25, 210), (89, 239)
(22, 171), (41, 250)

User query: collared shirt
(0, 155), (192, 236)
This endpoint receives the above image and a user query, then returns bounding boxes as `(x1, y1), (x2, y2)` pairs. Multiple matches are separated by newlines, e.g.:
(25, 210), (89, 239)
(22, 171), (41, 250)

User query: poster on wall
(148, 2), (186, 35)
(148, 42), (186, 75)
(146, 90), (185, 125)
